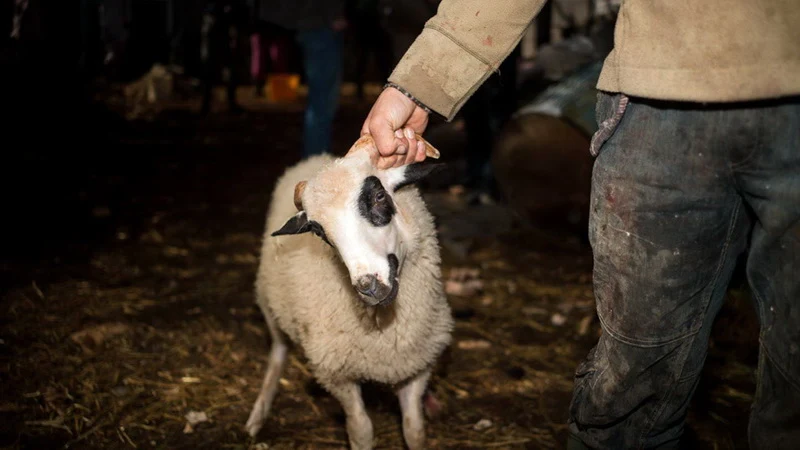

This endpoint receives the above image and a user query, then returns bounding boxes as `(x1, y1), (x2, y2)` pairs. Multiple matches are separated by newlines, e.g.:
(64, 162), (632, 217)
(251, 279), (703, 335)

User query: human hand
(361, 87), (430, 169)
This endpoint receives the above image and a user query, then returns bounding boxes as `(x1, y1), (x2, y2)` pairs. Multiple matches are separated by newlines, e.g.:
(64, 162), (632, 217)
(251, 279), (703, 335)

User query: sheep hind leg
(323, 380), (374, 450)
(396, 370), (431, 450)
(245, 308), (288, 437)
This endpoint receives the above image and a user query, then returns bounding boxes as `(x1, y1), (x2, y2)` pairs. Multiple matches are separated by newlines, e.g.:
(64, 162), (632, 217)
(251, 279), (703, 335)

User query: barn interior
(1, 1), (763, 449)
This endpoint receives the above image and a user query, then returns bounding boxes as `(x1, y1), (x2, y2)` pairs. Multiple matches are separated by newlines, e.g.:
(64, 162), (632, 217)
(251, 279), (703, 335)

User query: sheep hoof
(403, 425), (425, 450)
(245, 407), (267, 437)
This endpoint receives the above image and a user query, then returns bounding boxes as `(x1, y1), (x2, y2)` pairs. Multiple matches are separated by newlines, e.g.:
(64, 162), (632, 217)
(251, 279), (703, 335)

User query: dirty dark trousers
(567, 92), (800, 449)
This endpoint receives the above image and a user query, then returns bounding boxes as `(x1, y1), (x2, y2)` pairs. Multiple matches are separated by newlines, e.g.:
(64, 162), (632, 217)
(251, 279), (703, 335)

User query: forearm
(388, 0), (547, 121)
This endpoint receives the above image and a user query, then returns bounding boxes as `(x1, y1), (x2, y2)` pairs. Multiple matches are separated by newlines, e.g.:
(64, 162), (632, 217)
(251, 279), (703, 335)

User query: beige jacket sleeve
(388, 0), (548, 121)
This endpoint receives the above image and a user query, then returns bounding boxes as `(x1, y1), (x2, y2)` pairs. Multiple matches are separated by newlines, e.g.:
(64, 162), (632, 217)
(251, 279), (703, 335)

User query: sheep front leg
(245, 308), (288, 437)
(396, 370), (431, 450)
(324, 381), (374, 450)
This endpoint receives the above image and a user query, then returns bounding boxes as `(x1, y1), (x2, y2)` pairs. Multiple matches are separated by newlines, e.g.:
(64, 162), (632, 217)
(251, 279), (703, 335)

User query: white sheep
(245, 136), (454, 450)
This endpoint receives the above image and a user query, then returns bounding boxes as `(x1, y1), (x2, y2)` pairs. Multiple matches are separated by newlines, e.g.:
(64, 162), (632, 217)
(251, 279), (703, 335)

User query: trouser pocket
(590, 92), (629, 157)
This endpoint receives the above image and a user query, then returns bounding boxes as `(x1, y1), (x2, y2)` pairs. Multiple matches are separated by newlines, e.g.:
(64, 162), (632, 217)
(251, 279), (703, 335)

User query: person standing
(259, 0), (347, 157)
(199, 0), (249, 115)
(348, 0), (393, 100)
(360, 0), (800, 448)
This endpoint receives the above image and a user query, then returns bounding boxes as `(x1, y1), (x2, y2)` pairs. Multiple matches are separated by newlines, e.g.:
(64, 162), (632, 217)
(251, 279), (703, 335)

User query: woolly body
(256, 152), (453, 389)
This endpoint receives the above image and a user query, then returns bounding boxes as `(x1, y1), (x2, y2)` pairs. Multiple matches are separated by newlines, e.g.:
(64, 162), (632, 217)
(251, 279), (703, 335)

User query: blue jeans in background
(296, 28), (343, 158)
(568, 92), (800, 449)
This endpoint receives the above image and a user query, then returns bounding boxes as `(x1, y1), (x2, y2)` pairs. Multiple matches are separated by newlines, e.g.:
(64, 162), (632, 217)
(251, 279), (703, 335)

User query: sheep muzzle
(353, 254), (399, 306)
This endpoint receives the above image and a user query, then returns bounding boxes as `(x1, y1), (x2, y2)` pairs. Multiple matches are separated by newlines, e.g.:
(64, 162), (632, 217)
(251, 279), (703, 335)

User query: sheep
(245, 135), (454, 450)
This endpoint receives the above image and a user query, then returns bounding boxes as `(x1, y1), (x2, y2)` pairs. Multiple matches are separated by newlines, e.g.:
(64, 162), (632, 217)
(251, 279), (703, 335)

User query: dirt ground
(1, 88), (760, 449)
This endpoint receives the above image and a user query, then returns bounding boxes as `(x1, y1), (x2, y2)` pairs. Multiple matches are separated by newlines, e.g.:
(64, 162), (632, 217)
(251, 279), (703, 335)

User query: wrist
(383, 82), (432, 116)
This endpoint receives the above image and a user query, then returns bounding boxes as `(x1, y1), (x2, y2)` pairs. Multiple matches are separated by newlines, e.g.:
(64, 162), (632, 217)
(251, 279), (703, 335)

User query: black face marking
(392, 162), (446, 191)
(358, 176), (395, 227)
(380, 253), (400, 305)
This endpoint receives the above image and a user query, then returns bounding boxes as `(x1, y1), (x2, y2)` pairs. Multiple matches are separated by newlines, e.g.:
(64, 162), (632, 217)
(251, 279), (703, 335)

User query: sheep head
(272, 135), (442, 307)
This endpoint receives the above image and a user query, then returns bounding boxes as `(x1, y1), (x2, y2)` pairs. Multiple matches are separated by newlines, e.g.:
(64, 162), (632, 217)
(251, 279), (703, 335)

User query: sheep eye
(359, 176), (395, 227)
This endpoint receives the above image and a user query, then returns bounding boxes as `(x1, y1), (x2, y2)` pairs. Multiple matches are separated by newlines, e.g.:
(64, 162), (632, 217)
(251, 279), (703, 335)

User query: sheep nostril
(355, 275), (379, 297)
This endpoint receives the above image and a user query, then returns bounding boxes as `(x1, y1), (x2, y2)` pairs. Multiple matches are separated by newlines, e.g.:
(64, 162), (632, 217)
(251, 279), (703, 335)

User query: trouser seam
(749, 247), (800, 390)
(760, 337), (800, 392)
(749, 263), (769, 327)
(597, 313), (701, 348)
(638, 198), (743, 447)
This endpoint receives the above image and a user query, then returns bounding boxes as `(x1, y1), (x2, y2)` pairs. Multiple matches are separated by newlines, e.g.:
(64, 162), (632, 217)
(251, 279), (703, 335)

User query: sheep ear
(271, 212), (312, 236)
(385, 161), (445, 192)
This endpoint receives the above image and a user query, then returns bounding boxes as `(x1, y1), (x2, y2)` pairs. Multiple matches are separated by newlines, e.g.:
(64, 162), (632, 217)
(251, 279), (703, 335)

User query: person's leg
(227, 71), (242, 112)
(461, 85), (493, 192)
(568, 94), (751, 448)
(199, 11), (216, 115)
(225, 25), (243, 112)
(251, 27), (264, 96)
(483, 45), (519, 199)
(375, 26), (395, 84)
(354, 23), (369, 100)
(297, 27), (343, 158)
(735, 97), (800, 450)
(461, 46), (518, 199)
(200, 61), (214, 115)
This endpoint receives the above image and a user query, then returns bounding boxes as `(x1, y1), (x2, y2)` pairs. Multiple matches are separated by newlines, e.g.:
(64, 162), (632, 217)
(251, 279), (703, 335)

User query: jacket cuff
(387, 26), (496, 121)
(384, 82), (433, 115)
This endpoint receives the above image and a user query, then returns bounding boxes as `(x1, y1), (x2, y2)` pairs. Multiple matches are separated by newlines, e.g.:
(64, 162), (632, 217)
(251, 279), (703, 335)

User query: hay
(0, 100), (758, 450)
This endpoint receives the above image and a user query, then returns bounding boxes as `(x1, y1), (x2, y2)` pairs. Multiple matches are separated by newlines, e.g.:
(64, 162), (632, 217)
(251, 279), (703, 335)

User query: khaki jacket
(388, 0), (800, 121)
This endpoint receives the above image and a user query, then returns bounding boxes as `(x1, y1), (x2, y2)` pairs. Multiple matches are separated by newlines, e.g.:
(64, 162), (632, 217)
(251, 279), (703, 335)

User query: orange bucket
(267, 73), (301, 102)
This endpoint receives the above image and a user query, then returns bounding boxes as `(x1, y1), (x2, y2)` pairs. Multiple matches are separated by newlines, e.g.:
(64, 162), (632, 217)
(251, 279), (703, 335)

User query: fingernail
(398, 145), (407, 154)
(417, 141), (425, 153)
(404, 128), (414, 140)
(395, 129), (404, 139)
